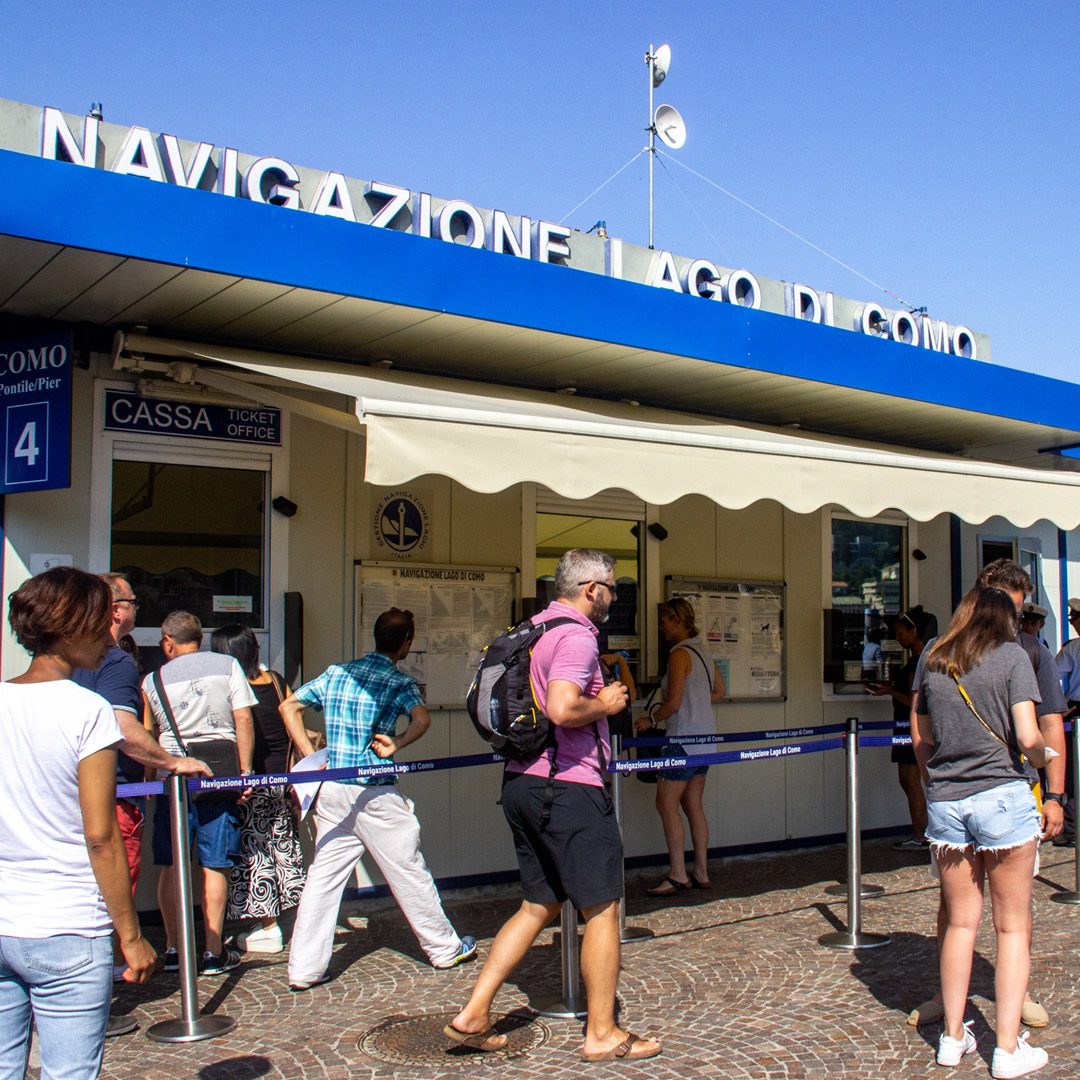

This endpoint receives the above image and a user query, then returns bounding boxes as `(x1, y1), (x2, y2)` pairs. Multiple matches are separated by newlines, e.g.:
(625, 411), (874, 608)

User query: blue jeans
(0, 933), (111, 1080)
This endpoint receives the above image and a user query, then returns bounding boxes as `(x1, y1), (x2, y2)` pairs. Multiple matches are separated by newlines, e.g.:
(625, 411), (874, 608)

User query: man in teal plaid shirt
(280, 608), (476, 990)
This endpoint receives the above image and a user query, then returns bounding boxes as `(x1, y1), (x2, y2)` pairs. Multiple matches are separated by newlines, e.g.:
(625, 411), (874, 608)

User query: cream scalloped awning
(125, 337), (1080, 529)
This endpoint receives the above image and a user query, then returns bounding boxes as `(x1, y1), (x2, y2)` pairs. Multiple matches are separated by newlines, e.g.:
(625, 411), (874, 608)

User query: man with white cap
(1020, 602), (1049, 648)
(1052, 598), (1080, 844)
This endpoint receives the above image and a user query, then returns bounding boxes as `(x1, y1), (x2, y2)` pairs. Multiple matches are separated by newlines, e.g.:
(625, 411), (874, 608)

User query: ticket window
(535, 512), (642, 683)
(827, 515), (908, 684)
(110, 459), (268, 663)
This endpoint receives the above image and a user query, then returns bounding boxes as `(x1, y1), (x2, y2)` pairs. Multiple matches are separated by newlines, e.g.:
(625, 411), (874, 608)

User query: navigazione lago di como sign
(7, 101), (981, 360)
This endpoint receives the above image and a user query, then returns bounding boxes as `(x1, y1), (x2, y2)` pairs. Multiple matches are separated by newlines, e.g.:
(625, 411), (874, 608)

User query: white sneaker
(991, 1032), (1048, 1079)
(937, 1021), (977, 1066)
(236, 925), (284, 954)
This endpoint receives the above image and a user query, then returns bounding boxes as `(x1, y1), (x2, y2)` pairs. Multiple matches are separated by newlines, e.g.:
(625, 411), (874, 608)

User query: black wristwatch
(1043, 792), (1066, 806)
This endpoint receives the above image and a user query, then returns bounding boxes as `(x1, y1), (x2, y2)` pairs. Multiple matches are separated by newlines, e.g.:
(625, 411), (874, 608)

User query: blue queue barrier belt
(610, 736), (844, 774)
(623, 722), (847, 747)
(116, 750), (506, 800)
(116, 717), (928, 798)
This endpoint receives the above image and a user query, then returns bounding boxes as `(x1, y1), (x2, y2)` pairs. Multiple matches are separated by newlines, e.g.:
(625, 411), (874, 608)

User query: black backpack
(466, 615), (576, 761)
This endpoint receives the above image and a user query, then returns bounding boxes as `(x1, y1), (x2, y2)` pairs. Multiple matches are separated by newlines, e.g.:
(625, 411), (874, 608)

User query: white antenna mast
(645, 43), (686, 249)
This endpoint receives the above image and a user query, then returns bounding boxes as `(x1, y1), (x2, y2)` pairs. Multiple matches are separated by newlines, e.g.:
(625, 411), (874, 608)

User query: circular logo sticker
(374, 491), (429, 554)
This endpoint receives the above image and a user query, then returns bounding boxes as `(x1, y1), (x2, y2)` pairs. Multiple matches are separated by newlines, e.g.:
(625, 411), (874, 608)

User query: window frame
(90, 378), (290, 667)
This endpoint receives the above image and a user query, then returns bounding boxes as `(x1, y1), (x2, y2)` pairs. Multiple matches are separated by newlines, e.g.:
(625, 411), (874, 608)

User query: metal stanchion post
(820, 718), (890, 950)
(528, 899), (588, 1019)
(825, 716), (884, 900)
(147, 773), (237, 1043)
(1050, 718), (1080, 905)
(612, 731), (654, 944)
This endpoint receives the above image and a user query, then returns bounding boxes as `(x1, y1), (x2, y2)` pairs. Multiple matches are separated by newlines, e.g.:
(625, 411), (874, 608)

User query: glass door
(110, 460), (268, 655)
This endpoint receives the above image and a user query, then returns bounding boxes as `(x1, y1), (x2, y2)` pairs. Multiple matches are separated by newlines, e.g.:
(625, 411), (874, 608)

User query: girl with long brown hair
(913, 586), (1048, 1077)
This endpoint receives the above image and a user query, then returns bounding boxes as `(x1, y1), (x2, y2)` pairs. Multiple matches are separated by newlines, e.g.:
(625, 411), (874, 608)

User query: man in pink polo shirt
(446, 549), (662, 1064)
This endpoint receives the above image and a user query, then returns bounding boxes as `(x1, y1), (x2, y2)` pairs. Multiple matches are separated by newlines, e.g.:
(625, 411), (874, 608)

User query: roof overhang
(4, 147), (1080, 470)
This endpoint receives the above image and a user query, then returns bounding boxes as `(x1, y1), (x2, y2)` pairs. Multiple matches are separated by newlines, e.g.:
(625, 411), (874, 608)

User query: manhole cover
(358, 1010), (549, 1066)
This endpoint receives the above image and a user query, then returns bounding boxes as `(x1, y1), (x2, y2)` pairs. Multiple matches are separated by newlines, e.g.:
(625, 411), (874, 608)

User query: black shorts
(891, 742), (917, 766)
(501, 772), (623, 910)
(891, 721), (917, 765)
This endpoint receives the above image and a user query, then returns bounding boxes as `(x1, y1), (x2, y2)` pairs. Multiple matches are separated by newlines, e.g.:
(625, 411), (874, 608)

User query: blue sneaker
(437, 935), (477, 969)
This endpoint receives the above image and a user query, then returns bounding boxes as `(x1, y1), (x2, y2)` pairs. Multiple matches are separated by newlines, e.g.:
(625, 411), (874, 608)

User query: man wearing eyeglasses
(72, 573), (211, 1030)
(73, 576), (212, 895)
(447, 549), (661, 1063)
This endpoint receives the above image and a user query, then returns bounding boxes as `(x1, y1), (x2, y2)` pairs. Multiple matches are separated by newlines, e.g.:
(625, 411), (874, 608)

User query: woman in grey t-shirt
(913, 587), (1048, 1077)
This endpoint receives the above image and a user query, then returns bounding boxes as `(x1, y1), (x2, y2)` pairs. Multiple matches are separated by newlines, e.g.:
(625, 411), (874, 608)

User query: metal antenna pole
(647, 44), (655, 250)
(1050, 717), (1080, 905)
(147, 774), (237, 1043)
(820, 718), (890, 950)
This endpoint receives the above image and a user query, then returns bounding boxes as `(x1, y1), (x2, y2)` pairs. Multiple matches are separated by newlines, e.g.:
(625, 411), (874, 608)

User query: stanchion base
(620, 925), (655, 944)
(818, 931), (890, 950)
(145, 1014), (237, 1043)
(527, 993), (588, 1020)
(825, 882), (885, 898)
(1049, 891), (1080, 905)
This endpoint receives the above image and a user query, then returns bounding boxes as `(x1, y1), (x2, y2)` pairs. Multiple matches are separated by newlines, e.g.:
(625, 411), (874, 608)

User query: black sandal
(646, 875), (690, 896)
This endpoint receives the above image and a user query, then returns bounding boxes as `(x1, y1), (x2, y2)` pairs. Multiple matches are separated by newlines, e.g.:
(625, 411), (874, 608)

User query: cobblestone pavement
(47, 838), (1080, 1079)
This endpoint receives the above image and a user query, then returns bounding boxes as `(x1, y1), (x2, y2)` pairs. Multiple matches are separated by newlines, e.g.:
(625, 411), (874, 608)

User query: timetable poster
(667, 578), (785, 701)
(357, 563), (517, 707)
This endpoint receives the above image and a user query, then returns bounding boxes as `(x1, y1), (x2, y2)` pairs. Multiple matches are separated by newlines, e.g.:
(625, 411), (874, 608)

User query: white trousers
(287, 781), (461, 982)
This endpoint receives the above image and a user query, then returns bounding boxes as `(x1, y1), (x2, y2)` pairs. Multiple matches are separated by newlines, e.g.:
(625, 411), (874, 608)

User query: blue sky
(3, 1), (1077, 381)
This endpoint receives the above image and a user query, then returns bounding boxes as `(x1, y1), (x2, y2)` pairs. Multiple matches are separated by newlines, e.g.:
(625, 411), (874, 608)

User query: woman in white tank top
(640, 598), (725, 896)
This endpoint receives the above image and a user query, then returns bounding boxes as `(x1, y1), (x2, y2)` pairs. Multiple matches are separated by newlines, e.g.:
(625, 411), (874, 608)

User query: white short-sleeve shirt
(143, 651), (258, 758)
(0, 680), (122, 937)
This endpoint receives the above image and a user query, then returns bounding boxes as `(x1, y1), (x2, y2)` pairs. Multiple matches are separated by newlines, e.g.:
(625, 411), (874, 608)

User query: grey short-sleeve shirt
(913, 641), (1039, 802)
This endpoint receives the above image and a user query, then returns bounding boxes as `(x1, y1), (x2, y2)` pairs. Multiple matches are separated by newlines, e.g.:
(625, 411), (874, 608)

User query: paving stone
(77, 839), (1080, 1079)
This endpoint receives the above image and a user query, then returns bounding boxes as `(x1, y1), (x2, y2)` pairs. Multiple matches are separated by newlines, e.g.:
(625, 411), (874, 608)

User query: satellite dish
(652, 43), (671, 87)
(653, 103), (686, 149)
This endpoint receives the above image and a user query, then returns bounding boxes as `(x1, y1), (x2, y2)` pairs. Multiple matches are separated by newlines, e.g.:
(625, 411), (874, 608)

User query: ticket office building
(4, 99), (1080, 892)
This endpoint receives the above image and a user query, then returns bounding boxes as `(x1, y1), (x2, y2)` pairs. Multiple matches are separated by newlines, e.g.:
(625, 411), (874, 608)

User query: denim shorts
(657, 744), (710, 783)
(152, 793), (241, 869)
(927, 780), (1040, 854)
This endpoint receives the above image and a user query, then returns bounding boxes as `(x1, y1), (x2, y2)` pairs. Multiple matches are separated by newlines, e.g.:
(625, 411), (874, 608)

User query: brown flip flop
(581, 1032), (662, 1063)
(443, 1023), (507, 1052)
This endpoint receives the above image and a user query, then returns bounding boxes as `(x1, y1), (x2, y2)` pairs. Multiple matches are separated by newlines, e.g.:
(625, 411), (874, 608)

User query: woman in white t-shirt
(639, 597), (726, 896)
(0, 567), (156, 1080)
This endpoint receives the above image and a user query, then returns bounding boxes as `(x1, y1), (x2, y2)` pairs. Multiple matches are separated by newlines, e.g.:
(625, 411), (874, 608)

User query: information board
(356, 561), (518, 708)
(666, 577), (786, 701)
(0, 331), (72, 494)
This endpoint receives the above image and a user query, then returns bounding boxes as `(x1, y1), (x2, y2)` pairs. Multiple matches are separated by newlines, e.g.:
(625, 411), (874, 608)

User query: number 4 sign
(5, 404), (49, 486)
(0, 332), (72, 495)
